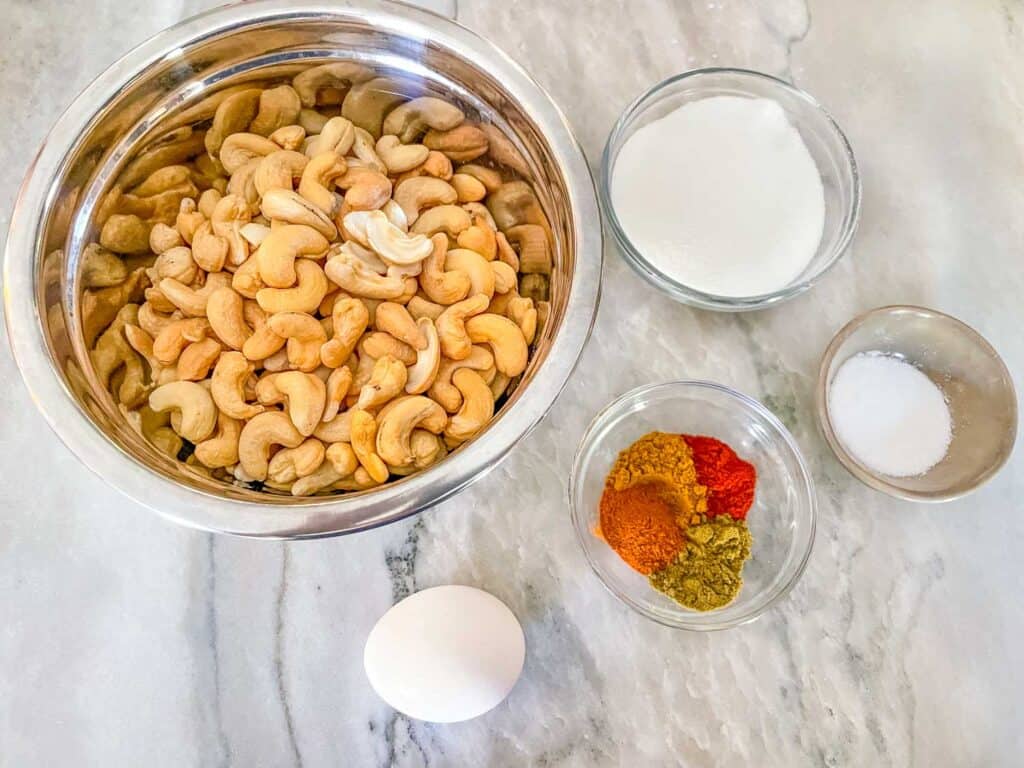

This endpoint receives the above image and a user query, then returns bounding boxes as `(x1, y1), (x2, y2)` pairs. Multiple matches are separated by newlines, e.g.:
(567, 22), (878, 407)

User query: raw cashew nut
(393, 176), (457, 223)
(465, 313), (529, 377)
(313, 410), (354, 443)
(260, 188), (336, 239)
(298, 152), (347, 215)
(325, 251), (408, 300)
(491, 261), (518, 294)
(293, 62), (374, 108)
(405, 318), (440, 395)
(407, 295), (444, 321)
(437, 294), (489, 361)
(237, 411), (304, 481)
(153, 246), (198, 284)
(451, 173), (487, 203)
(361, 332), (417, 366)
(250, 85), (302, 137)
(457, 218), (498, 261)
(159, 272), (232, 317)
(232, 253), (264, 298)
(268, 311), (327, 372)
(356, 355), (408, 410)
(256, 258), (328, 314)
(153, 318), (211, 365)
(350, 410), (389, 484)
(444, 248), (495, 300)
(375, 396), (448, 467)
(191, 221), (229, 273)
(429, 345), (495, 412)
(268, 438), (325, 484)
(257, 224), (330, 288)
(149, 223), (184, 255)
(321, 297), (369, 368)
(138, 302), (182, 338)
(207, 286), (252, 350)
(364, 210), (433, 266)
(507, 296), (538, 345)
(205, 88), (262, 156)
(220, 133), (279, 174)
(410, 205), (472, 239)
(149, 381), (217, 442)
(211, 351), (264, 419)
(337, 167), (392, 211)
(456, 164), (503, 194)
(304, 116), (356, 157)
(419, 234), (470, 306)
(259, 371), (326, 436)
(375, 302), (424, 349)
(423, 124), (489, 163)
(382, 97), (465, 144)
(445, 368), (494, 442)
(376, 135), (429, 174)
(270, 124), (306, 151)
(194, 412), (243, 469)
(254, 150), (308, 196)
(177, 337), (222, 381)
(323, 365), (354, 422)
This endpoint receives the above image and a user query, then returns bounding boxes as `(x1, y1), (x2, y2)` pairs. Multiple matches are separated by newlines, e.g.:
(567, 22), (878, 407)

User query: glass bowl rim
(599, 66), (862, 311)
(815, 304), (1019, 502)
(568, 379), (818, 631)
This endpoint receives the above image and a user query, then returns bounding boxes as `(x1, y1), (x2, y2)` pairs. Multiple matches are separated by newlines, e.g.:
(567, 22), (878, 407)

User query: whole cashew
(153, 318), (211, 365)
(210, 193), (252, 267)
(298, 152), (347, 216)
(382, 97), (465, 144)
(406, 295), (444, 321)
(267, 311), (327, 372)
(375, 396), (448, 467)
(250, 85), (302, 137)
(324, 251), (408, 300)
(304, 116), (356, 157)
(313, 410), (354, 443)
(259, 188), (336, 239)
(444, 249), (495, 300)
(410, 205), (472, 239)
(337, 167), (392, 211)
(256, 258), (328, 314)
(270, 124), (306, 151)
(356, 355), (408, 410)
(237, 411), (304, 481)
(456, 164), (503, 194)
(364, 210), (433, 266)
(445, 368), (494, 443)
(226, 157), (262, 210)
(153, 246), (198, 284)
(138, 301), (183, 338)
(149, 223), (184, 255)
(194, 412), (243, 469)
(349, 409), (389, 484)
(298, 108), (330, 135)
(361, 331), (417, 366)
(429, 345), (495, 412)
(323, 365), (354, 422)
(191, 221), (229, 273)
(293, 62), (374, 108)
(149, 381), (218, 442)
(436, 294), (489, 361)
(376, 135), (429, 174)
(351, 127), (387, 174)
(465, 313), (529, 377)
(321, 297), (369, 368)
(451, 173), (487, 203)
(456, 218), (498, 261)
(258, 371), (326, 436)
(256, 224), (330, 288)
(211, 351), (264, 420)
(177, 337), (222, 381)
(268, 438), (325, 484)
(254, 150), (308, 196)
(405, 318), (440, 395)
(232, 253), (265, 298)
(207, 286), (252, 350)
(393, 176), (458, 223)
(159, 272), (232, 317)
(387, 429), (446, 475)
(491, 261), (518, 295)
(205, 88), (262, 156)
(418, 234), (470, 306)
(220, 133), (279, 175)
(374, 302), (424, 350)
(423, 124), (489, 163)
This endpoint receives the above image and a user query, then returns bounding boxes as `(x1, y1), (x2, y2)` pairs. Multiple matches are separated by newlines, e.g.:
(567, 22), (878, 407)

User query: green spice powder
(649, 516), (753, 611)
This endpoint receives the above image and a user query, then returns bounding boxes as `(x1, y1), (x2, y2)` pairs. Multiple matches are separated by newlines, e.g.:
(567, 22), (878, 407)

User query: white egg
(363, 585), (526, 723)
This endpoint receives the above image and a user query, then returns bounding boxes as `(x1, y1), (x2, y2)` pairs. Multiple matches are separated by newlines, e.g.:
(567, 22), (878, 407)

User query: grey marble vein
(1, 0), (1023, 766)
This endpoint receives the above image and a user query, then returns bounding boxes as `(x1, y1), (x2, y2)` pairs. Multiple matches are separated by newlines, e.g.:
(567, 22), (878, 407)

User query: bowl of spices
(817, 305), (1017, 501)
(569, 381), (816, 630)
(601, 68), (860, 310)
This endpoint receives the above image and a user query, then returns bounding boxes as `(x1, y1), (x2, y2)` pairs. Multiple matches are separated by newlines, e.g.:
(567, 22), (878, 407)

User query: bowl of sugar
(816, 305), (1017, 501)
(600, 68), (860, 311)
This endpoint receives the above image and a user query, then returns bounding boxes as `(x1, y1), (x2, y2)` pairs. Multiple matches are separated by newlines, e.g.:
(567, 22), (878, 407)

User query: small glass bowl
(817, 306), (1018, 501)
(600, 68), (861, 311)
(569, 381), (817, 630)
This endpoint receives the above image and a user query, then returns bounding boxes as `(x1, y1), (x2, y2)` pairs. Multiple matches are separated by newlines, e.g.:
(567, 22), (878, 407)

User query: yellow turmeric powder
(604, 432), (708, 522)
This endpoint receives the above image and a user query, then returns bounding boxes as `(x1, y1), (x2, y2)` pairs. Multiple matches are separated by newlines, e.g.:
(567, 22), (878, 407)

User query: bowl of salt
(816, 305), (1017, 501)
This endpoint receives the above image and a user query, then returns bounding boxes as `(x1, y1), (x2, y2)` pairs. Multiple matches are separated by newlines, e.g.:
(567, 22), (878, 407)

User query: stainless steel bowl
(4, 0), (602, 537)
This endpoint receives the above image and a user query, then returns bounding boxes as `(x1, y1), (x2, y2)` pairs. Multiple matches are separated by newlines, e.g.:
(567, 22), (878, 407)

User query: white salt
(611, 95), (825, 297)
(828, 353), (953, 477)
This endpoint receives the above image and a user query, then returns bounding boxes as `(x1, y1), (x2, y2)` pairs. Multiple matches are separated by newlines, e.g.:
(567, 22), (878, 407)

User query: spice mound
(598, 432), (757, 611)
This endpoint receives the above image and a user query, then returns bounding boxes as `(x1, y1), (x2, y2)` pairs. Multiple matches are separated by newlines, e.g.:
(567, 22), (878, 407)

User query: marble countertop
(2, 1), (1022, 765)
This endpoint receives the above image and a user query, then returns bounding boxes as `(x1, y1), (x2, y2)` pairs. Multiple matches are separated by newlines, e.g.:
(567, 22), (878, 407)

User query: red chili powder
(683, 435), (756, 520)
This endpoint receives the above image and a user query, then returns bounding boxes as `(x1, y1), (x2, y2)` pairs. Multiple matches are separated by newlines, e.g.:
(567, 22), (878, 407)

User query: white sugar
(611, 95), (825, 297)
(828, 353), (952, 477)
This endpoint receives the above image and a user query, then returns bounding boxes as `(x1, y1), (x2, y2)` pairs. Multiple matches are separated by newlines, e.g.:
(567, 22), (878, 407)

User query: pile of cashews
(82, 62), (553, 496)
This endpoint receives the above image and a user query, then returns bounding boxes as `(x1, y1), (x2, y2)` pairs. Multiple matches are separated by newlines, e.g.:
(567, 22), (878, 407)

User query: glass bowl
(569, 381), (817, 630)
(600, 68), (861, 311)
(817, 306), (1018, 502)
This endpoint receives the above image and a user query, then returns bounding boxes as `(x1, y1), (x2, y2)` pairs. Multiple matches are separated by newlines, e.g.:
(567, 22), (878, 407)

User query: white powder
(611, 95), (826, 297)
(828, 353), (953, 477)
